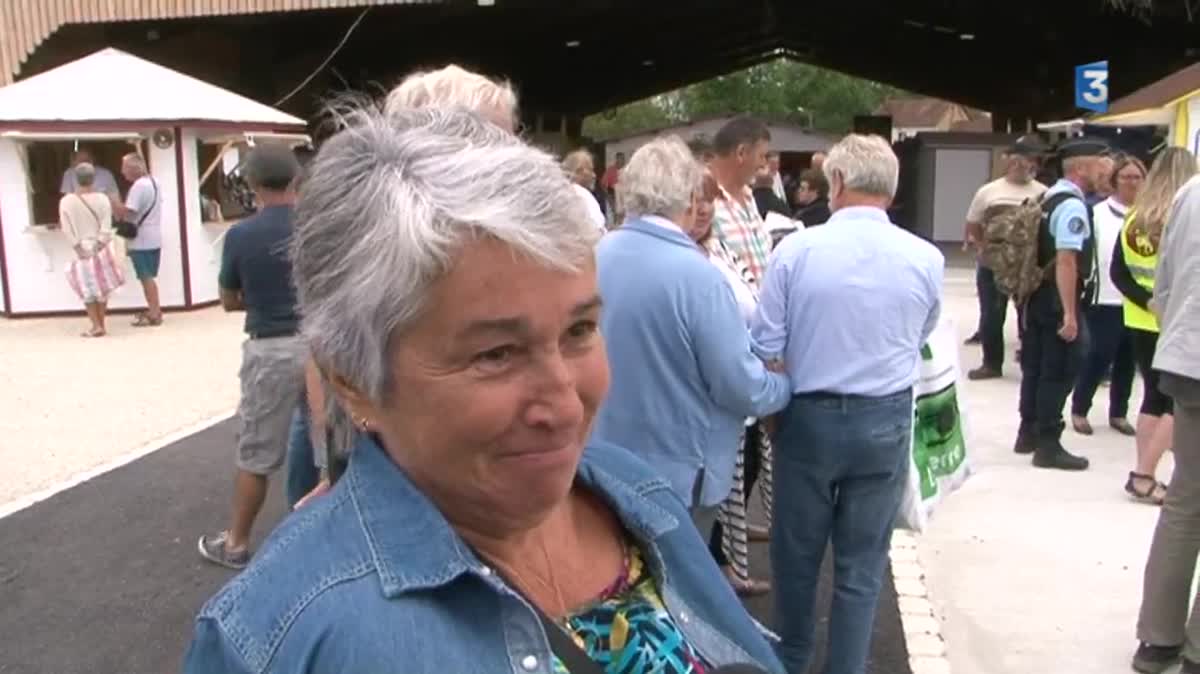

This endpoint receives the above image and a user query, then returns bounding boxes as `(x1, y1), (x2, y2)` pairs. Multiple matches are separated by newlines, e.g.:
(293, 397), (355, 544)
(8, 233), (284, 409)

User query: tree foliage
(583, 59), (907, 140)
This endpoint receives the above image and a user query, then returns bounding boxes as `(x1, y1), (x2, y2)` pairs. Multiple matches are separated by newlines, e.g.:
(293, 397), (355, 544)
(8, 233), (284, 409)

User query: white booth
(0, 48), (308, 317)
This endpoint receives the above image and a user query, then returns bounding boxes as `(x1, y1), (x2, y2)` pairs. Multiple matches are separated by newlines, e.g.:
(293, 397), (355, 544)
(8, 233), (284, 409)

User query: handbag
(114, 178), (158, 239)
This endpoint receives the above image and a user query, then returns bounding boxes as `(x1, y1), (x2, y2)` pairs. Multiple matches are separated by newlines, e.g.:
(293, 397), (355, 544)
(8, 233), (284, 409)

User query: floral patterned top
(550, 545), (709, 674)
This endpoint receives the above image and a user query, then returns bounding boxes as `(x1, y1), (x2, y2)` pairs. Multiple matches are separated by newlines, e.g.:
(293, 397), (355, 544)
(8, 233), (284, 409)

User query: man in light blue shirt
(593, 136), (791, 538)
(751, 134), (943, 674)
(1013, 137), (1107, 472)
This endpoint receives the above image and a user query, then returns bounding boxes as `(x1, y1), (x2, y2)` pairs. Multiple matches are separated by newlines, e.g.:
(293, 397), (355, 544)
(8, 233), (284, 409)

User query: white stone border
(0, 409), (235, 520)
(891, 529), (951, 674)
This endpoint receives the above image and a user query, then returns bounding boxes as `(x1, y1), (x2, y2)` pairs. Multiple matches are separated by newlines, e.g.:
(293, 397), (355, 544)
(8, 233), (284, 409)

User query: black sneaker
(1013, 425), (1036, 455)
(1131, 642), (1182, 673)
(967, 366), (1002, 381)
(198, 531), (250, 570)
(1032, 443), (1089, 471)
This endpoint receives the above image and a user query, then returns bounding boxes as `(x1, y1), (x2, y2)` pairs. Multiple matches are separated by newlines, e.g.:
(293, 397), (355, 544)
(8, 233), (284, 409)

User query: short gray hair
(73, 162), (96, 187)
(384, 65), (518, 130)
(292, 105), (597, 412)
(822, 134), (899, 198)
(618, 135), (703, 219)
(562, 149), (593, 174)
(122, 153), (147, 175)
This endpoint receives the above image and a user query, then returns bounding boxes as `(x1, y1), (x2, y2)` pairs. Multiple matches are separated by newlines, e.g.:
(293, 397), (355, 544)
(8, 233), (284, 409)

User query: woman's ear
(324, 367), (378, 429)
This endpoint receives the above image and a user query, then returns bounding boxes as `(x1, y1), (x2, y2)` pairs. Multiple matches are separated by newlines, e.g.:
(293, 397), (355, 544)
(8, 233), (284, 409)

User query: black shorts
(1131, 328), (1174, 417)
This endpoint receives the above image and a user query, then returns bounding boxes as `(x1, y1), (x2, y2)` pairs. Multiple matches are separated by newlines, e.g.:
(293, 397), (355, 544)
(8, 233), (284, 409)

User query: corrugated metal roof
(0, 0), (437, 86)
(0, 48), (306, 127)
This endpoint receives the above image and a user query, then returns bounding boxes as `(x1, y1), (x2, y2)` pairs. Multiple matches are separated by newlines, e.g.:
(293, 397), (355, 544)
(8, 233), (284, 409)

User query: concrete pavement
(919, 267), (1170, 674)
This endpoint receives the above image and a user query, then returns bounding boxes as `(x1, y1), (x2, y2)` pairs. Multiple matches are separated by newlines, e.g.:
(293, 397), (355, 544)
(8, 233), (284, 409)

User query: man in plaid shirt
(709, 115), (776, 287)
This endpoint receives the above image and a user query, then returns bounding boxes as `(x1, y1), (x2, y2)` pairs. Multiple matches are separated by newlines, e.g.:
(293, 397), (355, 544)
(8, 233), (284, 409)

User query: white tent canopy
(0, 47), (305, 128)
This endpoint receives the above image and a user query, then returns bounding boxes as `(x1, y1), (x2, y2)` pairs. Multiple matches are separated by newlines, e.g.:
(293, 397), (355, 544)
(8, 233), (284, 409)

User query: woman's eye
(472, 346), (516, 370)
(567, 321), (598, 340)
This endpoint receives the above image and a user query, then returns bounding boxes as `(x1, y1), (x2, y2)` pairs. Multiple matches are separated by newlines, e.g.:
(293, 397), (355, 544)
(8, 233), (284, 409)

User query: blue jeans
(285, 397), (320, 509)
(770, 389), (913, 674)
(1070, 304), (1135, 419)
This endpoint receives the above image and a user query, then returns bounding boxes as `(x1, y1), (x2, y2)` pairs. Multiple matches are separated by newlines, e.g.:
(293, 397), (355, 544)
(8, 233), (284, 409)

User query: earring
(353, 415), (370, 432)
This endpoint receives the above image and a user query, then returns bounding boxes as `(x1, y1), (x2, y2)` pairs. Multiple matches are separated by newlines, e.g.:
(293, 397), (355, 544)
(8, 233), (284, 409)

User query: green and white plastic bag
(896, 316), (974, 532)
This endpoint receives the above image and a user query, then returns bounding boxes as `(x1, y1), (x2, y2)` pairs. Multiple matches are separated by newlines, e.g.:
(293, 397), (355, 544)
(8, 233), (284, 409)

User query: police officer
(1014, 137), (1108, 470)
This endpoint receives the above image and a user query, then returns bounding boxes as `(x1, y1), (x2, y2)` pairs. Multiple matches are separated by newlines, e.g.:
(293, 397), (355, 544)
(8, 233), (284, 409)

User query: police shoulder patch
(1067, 217), (1086, 235)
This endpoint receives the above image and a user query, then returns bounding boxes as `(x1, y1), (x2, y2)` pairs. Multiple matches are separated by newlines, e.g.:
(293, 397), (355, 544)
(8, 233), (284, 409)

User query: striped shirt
(711, 183), (773, 287)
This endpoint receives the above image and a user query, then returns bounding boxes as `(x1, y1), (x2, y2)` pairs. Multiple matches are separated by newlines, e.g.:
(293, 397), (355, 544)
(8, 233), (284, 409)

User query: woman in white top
(1070, 155), (1146, 436)
(685, 168), (773, 596)
(562, 148), (607, 234)
(60, 162), (122, 337)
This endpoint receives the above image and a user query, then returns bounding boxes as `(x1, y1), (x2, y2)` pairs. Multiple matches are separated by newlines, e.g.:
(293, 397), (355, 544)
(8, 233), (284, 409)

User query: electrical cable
(272, 7), (370, 107)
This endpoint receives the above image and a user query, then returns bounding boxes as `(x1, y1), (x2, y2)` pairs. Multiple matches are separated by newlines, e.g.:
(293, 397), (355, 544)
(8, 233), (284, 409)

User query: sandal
(131, 314), (163, 327)
(80, 328), (106, 338)
(1125, 472), (1167, 506)
(1072, 416), (1094, 435)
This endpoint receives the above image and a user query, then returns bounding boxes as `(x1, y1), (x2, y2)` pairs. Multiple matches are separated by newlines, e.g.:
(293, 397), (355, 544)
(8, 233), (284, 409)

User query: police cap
(1056, 136), (1110, 159)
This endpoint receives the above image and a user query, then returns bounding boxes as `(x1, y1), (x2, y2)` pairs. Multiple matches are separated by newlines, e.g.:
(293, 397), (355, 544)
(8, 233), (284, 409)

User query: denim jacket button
(479, 566), (492, 577)
(679, 611), (689, 623)
(521, 654), (538, 670)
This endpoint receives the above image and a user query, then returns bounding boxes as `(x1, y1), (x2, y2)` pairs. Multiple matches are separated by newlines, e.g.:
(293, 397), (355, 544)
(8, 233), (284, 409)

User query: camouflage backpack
(979, 192), (1075, 304)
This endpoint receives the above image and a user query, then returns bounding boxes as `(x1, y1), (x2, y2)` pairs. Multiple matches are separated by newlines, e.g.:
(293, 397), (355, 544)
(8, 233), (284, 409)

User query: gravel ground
(0, 307), (245, 505)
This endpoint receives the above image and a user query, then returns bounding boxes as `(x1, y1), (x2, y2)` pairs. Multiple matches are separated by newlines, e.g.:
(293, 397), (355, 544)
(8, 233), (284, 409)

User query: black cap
(1008, 134), (1047, 156)
(1056, 136), (1110, 159)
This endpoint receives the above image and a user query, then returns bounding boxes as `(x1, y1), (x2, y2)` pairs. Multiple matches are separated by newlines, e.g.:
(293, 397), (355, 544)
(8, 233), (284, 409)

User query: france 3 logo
(1075, 60), (1109, 113)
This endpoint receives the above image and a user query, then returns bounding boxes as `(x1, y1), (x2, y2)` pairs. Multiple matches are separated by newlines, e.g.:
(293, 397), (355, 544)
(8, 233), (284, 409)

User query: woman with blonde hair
(1111, 146), (1197, 505)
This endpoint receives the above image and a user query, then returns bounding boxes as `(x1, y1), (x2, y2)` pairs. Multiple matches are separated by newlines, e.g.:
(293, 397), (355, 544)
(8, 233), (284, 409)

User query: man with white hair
(118, 153), (163, 326)
(384, 64), (517, 131)
(593, 135), (791, 536)
(752, 134), (943, 674)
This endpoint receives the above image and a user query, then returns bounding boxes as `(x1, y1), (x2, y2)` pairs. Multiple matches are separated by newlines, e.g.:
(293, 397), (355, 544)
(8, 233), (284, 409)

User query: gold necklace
(487, 536), (570, 619)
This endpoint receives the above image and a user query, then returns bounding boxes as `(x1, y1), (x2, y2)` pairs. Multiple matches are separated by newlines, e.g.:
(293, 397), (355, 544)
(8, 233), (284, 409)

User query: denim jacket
(182, 434), (784, 674)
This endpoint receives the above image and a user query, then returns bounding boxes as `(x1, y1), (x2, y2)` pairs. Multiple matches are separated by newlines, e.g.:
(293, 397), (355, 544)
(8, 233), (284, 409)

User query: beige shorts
(236, 336), (307, 475)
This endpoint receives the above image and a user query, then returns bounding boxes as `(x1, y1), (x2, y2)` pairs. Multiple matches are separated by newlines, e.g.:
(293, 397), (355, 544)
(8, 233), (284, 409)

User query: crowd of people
(152, 56), (1200, 674)
(961, 132), (1200, 673)
(181, 64), (945, 674)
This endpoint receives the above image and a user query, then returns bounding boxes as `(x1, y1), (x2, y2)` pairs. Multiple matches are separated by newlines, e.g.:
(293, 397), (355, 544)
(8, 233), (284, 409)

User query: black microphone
(710, 665), (770, 674)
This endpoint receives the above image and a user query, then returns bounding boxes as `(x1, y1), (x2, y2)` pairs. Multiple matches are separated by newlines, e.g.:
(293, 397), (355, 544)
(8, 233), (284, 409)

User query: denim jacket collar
(346, 435), (680, 598)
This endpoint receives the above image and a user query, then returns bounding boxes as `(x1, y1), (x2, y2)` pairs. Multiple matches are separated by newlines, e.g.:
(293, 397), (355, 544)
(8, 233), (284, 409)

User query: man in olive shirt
(198, 145), (307, 570)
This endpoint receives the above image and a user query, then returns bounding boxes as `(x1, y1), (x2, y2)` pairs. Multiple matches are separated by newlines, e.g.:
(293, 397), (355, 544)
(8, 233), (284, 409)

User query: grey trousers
(1138, 373), (1200, 658)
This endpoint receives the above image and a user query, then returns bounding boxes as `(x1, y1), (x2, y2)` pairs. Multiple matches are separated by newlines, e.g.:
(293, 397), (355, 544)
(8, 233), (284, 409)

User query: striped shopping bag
(65, 243), (126, 302)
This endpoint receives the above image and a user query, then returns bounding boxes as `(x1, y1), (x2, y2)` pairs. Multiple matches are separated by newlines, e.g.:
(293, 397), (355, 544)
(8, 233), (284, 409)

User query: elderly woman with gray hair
(60, 162), (122, 337)
(184, 105), (783, 674)
(285, 63), (520, 509)
(593, 136), (792, 589)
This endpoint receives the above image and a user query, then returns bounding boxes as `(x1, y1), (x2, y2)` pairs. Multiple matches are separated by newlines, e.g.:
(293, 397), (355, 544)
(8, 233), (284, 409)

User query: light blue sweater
(593, 217), (792, 508)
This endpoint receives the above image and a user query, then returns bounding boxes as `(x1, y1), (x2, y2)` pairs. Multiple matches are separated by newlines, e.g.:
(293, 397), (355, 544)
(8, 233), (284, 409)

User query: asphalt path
(0, 419), (909, 674)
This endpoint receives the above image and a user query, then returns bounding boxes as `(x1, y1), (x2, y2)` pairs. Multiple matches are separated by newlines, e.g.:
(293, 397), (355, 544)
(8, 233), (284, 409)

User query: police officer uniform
(1014, 137), (1107, 471)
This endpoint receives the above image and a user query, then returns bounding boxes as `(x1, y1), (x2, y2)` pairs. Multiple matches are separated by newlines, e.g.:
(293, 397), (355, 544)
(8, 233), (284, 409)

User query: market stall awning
(0, 48), (306, 129)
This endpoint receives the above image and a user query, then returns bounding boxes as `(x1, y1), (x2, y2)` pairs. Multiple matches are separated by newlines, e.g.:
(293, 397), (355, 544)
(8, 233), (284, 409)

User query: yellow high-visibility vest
(1120, 209), (1160, 333)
